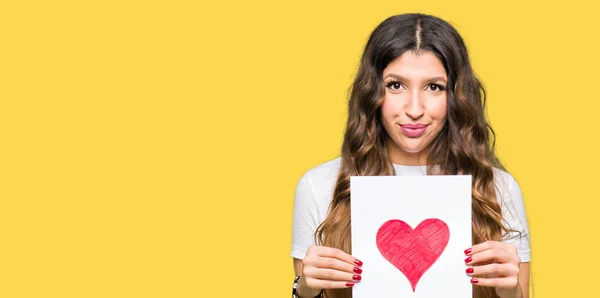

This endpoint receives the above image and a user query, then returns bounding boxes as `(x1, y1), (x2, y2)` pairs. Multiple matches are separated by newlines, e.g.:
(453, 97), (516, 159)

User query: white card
(351, 175), (472, 298)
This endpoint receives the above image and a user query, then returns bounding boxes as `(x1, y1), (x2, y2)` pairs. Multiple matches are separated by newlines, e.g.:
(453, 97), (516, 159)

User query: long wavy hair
(315, 13), (512, 298)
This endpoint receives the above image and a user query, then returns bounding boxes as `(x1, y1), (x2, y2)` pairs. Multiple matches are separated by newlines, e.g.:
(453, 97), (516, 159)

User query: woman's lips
(399, 124), (428, 137)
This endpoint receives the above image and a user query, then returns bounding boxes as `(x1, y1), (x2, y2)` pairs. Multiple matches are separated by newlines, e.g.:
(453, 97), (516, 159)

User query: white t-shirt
(291, 157), (531, 262)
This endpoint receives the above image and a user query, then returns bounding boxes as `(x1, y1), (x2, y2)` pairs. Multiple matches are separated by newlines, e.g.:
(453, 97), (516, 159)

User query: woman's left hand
(464, 241), (523, 298)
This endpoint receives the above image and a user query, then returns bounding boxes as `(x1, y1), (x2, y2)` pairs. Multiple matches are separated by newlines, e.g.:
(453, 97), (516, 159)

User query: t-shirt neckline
(392, 163), (428, 175)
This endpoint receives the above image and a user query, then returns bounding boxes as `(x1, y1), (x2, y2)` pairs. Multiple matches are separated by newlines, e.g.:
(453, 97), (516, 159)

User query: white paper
(351, 175), (472, 298)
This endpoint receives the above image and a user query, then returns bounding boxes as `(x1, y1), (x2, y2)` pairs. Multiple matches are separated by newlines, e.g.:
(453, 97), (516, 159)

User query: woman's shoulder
(303, 156), (342, 180)
(300, 157), (342, 192)
(491, 167), (521, 203)
(296, 157), (342, 207)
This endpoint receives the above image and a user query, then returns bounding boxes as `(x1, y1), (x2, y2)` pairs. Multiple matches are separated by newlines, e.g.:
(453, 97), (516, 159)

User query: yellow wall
(1, 0), (597, 297)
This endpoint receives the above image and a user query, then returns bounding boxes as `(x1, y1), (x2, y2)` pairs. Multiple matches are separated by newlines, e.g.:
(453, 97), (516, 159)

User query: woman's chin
(400, 148), (423, 154)
(388, 137), (430, 156)
(397, 142), (427, 154)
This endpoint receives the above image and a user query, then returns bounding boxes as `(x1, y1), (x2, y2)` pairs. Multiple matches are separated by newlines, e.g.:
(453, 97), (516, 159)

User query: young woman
(290, 13), (531, 298)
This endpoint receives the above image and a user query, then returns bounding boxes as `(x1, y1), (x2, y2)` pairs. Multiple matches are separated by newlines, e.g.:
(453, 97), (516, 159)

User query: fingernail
(353, 267), (363, 274)
(464, 248), (472, 255)
(353, 275), (362, 281)
(470, 278), (479, 284)
(354, 259), (363, 266)
(466, 268), (474, 274)
(346, 282), (355, 287)
(464, 257), (472, 263)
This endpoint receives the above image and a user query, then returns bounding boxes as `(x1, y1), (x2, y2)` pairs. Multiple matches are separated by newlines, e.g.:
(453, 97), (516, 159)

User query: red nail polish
(470, 278), (478, 284)
(353, 267), (363, 274)
(353, 275), (362, 281)
(354, 259), (363, 266)
(464, 248), (472, 255)
(466, 268), (474, 274)
(346, 282), (355, 287)
(464, 257), (472, 263)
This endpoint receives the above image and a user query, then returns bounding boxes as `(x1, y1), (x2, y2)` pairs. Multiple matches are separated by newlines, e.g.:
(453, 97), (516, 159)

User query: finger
(466, 241), (504, 255)
(466, 263), (519, 278)
(309, 246), (362, 266)
(504, 244), (518, 255)
(303, 276), (357, 289)
(470, 276), (519, 289)
(467, 241), (518, 256)
(304, 267), (362, 283)
(313, 256), (362, 274)
(466, 248), (514, 265)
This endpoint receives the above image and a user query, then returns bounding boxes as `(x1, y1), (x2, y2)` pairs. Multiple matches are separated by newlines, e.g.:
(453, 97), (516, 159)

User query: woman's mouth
(399, 124), (428, 137)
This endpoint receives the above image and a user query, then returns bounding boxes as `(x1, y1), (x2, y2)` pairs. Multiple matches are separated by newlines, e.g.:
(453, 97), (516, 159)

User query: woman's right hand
(298, 245), (363, 297)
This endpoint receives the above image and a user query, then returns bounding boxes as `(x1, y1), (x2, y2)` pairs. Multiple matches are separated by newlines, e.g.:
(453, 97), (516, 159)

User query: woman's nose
(405, 90), (425, 119)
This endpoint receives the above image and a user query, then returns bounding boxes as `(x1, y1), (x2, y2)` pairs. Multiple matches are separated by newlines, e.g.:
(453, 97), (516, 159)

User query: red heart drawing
(376, 218), (450, 292)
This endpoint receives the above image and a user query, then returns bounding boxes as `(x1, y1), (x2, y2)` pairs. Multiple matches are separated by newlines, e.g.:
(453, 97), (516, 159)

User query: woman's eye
(427, 84), (446, 92)
(386, 81), (403, 91)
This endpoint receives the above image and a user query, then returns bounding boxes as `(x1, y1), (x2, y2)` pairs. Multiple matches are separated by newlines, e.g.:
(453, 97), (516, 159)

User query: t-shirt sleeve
(291, 173), (321, 260)
(500, 174), (532, 262)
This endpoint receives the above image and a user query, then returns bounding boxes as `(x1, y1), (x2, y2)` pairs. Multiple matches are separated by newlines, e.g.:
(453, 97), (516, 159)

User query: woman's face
(380, 50), (448, 165)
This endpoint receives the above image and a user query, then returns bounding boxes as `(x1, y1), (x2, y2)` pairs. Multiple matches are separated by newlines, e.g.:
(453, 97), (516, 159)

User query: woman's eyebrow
(384, 73), (447, 83)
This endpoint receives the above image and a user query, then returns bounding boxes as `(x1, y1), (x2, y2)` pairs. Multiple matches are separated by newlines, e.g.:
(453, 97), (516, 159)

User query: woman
(290, 13), (531, 298)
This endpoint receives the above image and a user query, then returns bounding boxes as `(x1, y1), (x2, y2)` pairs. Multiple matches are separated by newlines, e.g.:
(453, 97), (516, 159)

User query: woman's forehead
(383, 51), (447, 80)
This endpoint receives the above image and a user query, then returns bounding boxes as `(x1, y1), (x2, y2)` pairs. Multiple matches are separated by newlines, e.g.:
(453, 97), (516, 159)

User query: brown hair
(315, 13), (511, 298)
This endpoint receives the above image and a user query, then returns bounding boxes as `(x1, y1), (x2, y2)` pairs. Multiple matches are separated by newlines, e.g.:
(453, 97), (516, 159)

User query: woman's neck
(387, 144), (428, 166)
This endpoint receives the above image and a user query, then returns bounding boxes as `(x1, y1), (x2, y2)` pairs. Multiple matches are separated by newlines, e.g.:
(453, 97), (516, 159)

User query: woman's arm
(294, 257), (303, 275)
(518, 262), (530, 298)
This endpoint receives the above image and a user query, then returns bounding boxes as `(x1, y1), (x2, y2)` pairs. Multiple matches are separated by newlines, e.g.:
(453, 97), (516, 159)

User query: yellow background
(1, 0), (597, 297)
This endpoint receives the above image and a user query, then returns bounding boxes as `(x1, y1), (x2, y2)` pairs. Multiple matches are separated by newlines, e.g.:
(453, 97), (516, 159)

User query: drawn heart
(376, 218), (450, 292)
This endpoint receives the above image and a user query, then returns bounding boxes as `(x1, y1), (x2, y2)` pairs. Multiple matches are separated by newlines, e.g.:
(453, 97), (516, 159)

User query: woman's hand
(298, 245), (363, 297)
(464, 241), (523, 298)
